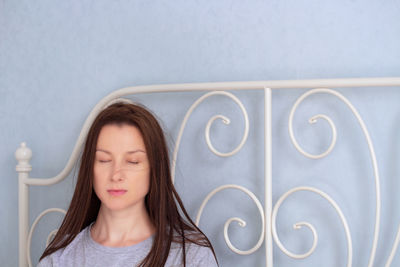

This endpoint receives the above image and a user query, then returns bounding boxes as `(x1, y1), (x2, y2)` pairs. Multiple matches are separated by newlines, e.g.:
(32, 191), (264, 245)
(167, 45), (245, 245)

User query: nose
(111, 164), (124, 182)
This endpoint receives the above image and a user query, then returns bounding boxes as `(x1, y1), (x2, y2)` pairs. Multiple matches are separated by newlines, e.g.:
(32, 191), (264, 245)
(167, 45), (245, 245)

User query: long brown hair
(40, 101), (217, 266)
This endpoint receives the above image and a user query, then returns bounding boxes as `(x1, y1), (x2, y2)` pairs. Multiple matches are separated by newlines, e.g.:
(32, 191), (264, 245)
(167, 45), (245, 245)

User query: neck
(90, 203), (155, 247)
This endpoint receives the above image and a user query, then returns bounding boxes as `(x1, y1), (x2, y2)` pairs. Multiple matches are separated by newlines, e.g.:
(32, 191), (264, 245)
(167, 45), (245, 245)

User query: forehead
(96, 124), (146, 150)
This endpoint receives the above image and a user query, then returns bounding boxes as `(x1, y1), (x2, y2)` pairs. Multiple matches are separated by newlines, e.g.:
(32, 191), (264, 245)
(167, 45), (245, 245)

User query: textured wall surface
(1, 1), (400, 266)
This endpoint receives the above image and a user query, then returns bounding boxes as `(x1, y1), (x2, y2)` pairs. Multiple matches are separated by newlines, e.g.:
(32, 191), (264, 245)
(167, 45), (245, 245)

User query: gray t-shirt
(37, 224), (218, 267)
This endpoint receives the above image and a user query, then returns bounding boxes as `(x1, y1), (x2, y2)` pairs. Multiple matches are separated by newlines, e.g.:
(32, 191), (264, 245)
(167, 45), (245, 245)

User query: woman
(38, 101), (218, 266)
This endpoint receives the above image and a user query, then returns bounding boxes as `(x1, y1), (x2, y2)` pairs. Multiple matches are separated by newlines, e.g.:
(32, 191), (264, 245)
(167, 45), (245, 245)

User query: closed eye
(98, 160), (111, 163)
(128, 161), (139, 164)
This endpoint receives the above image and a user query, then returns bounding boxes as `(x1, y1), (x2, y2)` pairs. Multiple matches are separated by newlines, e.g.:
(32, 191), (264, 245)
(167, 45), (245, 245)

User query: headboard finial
(15, 142), (32, 173)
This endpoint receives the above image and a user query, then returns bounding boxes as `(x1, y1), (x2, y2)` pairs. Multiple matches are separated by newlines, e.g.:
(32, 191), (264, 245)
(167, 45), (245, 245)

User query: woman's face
(93, 123), (150, 212)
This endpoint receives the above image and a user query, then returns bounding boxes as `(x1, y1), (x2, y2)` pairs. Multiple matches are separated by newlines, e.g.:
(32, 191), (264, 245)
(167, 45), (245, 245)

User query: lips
(107, 189), (127, 196)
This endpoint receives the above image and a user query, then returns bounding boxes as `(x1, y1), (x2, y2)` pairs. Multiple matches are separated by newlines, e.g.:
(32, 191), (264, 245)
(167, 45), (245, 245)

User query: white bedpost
(265, 88), (273, 266)
(15, 142), (32, 267)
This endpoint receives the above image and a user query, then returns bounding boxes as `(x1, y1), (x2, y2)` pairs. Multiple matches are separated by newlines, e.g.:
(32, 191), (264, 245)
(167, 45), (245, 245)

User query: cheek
(92, 176), (101, 197)
(136, 172), (150, 195)
(93, 167), (106, 195)
(93, 162), (110, 180)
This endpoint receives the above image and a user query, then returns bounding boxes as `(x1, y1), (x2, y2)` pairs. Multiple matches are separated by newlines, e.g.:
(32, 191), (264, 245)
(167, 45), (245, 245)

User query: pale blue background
(1, 1), (400, 266)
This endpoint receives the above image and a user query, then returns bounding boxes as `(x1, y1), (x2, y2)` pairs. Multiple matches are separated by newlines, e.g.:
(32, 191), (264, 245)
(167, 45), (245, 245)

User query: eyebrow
(95, 149), (146, 154)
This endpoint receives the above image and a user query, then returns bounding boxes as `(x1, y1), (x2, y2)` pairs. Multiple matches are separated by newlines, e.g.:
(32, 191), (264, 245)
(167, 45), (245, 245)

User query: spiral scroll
(196, 184), (265, 255)
(272, 186), (352, 266)
(171, 91), (249, 183)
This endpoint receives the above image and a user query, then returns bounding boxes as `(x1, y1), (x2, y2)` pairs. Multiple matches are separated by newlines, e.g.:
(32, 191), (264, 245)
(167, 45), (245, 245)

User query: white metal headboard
(15, 77), (400, 267)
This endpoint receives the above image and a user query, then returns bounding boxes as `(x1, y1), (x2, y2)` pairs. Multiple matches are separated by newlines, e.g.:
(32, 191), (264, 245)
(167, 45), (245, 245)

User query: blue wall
(1, 1), (399, 266)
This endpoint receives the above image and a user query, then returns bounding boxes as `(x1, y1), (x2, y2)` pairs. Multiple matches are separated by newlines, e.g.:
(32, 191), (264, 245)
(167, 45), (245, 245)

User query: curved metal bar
(171, 91), (249, 183)
(196, 184), (265, 255)
(385, 223), (400, 267)
(272, 186), (352, 266)
(27, 208), (66, 267)
(205, 114), (246, 157)
(289, 112), (337, 159)
(288, 88), (381, 267)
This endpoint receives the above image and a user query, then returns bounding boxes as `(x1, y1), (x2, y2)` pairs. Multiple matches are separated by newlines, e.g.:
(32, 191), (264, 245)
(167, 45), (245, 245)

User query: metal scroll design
(272, 186), (352, 266)
(196, 184), (265, 255)
(171, 91), (249, 183)
(171, 91), (265, 255)
(27, 208), (66, 267)
(274, 88), (397, 266)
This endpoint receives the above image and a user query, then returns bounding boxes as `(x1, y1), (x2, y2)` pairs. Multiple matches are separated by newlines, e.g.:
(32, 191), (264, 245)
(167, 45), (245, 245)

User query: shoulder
(37, 253), (56, 267)
(37, 228), (87, 267)
(167, 241), (218, 267)
(185, 242), (218, 267)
